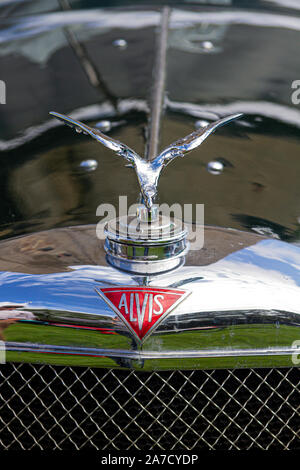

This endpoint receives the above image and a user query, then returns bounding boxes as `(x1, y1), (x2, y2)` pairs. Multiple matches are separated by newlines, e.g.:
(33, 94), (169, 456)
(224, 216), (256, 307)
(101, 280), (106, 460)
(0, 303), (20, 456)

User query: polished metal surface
(0, 1), (299, 371)
(50, 111), (242, 210)
(0, 0), (300, 455)
(0, 224), (298, 369)
(1, 3), (300, 241)
(104, 214), (188, 273)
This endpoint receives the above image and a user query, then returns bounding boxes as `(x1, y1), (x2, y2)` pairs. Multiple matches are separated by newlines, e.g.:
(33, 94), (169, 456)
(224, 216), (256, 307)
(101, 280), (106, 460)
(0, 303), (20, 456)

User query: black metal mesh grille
(0, 364), (299, 450)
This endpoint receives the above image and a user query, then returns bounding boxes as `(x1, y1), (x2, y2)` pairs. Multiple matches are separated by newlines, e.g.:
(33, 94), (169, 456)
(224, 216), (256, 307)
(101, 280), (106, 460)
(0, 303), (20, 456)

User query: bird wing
(49, 111), (141, 164)
(152, 113), (243, 169)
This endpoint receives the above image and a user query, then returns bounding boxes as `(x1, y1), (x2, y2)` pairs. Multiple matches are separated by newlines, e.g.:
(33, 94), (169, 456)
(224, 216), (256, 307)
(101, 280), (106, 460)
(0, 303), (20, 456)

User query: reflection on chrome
(167, 98), (300, 129)
(50, 111), (242, 209)
(1, 8), (300, 51)
(0, 225), (299, 369)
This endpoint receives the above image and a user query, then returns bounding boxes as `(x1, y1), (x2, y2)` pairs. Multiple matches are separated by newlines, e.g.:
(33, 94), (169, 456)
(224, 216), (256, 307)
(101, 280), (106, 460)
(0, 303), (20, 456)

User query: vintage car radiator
(0, 364), (298, 450)
(0, 226), (300, 450)
(1, 0), (300, 455)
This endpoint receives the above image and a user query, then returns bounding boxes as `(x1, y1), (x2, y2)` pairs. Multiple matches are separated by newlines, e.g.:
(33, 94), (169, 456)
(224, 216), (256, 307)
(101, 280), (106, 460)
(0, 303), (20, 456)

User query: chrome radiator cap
(104, 212), (189, 274)
(48, 111), (242, 275)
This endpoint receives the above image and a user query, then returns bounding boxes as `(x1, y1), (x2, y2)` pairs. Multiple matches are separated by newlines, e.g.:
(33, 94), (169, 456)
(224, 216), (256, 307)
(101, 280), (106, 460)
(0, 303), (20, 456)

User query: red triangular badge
(96, 286), (190, 343)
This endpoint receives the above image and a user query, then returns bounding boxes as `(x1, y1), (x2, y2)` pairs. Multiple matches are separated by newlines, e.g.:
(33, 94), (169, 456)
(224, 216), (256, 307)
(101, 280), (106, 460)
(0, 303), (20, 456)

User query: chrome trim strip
(6, 342), (299, 359)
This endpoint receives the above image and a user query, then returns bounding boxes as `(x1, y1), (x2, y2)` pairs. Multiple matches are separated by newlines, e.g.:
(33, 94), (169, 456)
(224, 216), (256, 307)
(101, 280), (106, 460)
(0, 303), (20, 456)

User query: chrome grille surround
(0, 364), (299, 450)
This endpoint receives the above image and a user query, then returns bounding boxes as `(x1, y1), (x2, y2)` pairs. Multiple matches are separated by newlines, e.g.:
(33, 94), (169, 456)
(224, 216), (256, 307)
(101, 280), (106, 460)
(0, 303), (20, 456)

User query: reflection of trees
(3, 121), (143, 241)
(232, 214), (293, 241)
(0, 225), (106, 274)
(0, 319), (16, 341)
(0, 306), (35, 341)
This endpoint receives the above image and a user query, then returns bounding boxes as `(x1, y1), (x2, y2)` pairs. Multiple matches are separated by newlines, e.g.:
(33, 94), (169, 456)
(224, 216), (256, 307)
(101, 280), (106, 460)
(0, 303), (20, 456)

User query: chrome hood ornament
(50, 111), (242, 210)
(50, 111), (242, 273)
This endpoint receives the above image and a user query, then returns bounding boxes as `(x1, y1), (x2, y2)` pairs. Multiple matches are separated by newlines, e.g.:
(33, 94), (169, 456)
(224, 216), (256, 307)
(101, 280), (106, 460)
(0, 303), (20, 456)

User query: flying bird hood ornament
(50, 111), (242, 273)
(50, 111), (242, 211)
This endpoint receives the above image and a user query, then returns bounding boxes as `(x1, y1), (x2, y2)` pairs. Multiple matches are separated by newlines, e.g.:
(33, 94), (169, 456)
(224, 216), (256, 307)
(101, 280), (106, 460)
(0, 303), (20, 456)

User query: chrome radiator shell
(0, 224), (299, 370)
